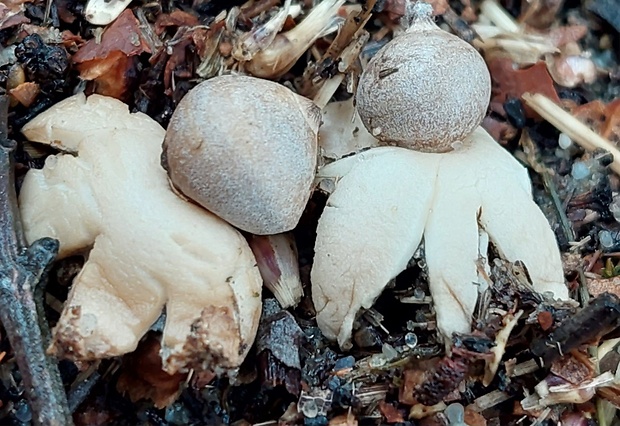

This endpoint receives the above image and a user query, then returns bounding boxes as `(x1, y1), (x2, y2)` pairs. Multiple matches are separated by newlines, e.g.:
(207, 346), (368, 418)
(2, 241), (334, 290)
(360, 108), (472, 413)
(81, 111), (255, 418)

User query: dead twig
(522, 93), (620, 175)
(0, 95), (72, 425)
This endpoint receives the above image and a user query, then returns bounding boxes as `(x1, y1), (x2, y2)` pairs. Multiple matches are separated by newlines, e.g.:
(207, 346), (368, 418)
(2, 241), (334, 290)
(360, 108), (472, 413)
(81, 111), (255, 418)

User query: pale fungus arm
(467, 129), (568, 299)
(312, 125), (569, 347)
(18, 94), (263, 374)
(312, 148), (440, 348)
(426, 128), (568, 337)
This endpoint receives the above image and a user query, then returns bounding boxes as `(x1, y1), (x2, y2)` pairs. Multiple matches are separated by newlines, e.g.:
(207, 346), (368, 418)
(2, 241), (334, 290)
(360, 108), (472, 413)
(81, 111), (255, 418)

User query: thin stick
(522, 92), (620, 176)
(313, 74), (344, 110)
(0, 96), (72, 425)
(479, 0), (520, 33)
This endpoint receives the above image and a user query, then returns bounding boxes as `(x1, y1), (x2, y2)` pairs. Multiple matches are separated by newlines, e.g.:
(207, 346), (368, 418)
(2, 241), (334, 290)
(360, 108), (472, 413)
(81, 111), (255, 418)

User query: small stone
(413, 287), (425, 299)
(571, 161), (590, 180)
(444, 402), (465, 425)
(558, 133), (572, 149)
(405, 332), (418, 348)
(164, 403), (191, 425)
(382, 343), (399, 360)
(334, 355), (355, 371)
(300, 399), (319, 418)
(369, 354), (387, 368)
(13, 400), (32, 423)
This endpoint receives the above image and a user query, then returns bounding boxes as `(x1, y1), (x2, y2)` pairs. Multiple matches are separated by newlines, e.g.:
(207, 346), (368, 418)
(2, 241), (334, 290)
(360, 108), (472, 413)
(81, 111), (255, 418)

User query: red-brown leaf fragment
(602, 99), (620, 144)
(76, 50), (138, 100)
(399, 369), (425, 405)
(116, 334), (187, 408)
(550, 353), (594, 385)
(537, 310), (554, 331)
(9, 81), (39, 107)
(72, 9), (150, 63)
(154, 10), (199, 36)
(464, 408), (487, 426)
(489, 59), (561, 118)
(71, 9), (149, 100)
(572, 99), (620, 144)
(379, 401), (405, 423)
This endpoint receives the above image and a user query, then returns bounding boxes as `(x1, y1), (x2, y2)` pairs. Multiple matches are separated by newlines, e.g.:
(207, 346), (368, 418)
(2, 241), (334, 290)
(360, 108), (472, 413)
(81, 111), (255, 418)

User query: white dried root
(243, 0), (345, 79)
(312, 126), (569, 348)
(19, 93), (262, 374)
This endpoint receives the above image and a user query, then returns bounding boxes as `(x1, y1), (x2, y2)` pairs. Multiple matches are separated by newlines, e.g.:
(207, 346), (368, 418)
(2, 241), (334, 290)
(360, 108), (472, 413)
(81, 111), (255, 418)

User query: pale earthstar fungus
(311, 2), (571, 349)
(162, 74), (320, 235)
(18, 93), (263, 374)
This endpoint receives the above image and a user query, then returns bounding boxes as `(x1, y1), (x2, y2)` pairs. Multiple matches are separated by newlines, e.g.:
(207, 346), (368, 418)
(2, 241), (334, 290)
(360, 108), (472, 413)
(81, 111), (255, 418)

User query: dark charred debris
(0, 0), (619, 424)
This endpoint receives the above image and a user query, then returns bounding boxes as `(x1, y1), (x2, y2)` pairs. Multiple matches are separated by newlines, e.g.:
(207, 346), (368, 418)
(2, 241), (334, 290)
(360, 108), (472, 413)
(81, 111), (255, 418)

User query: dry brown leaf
(602, 100), (620, 143)
(9, 81), (39, 107)
(399, 369), (425, 405)
(76, 50), (138, 100)
(61, 30), (85, 50)
(550, 354), (594, 385)
(328, 412), (358, 426)
(154, 10), (200, 35)
(572, 99), (620, 144)
(72, 9), (150, 100)
(72, 9), (150, 63)
(489, 58), (561, 118)
(464, 407), (487, 426)
(116, 334), (187, 408)
(572, 100), (607, 131)
(379, 401), (405, 423)
(537, 310), (554, 331)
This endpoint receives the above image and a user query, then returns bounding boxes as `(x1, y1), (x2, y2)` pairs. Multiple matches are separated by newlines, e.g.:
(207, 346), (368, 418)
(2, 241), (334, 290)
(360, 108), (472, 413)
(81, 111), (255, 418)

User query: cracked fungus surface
(311, 127), (570, 348)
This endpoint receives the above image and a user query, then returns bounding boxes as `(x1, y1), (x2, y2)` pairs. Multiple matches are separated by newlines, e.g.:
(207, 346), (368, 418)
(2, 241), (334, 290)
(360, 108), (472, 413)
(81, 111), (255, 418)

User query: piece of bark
(256, 299), (304, 395)
(531, 293), (620, 366)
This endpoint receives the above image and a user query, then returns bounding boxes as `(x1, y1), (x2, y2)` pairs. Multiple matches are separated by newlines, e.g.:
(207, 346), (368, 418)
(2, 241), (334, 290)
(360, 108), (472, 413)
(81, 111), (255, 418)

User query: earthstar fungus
(19, 93), (263, 374)
(311, 2), (570, 348)
(163, 74), (320, 235)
